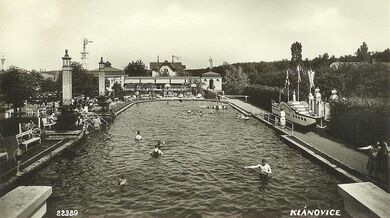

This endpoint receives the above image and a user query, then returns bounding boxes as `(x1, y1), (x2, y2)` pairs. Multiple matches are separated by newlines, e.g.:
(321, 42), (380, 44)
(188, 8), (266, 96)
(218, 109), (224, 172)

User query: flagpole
(287, 83), (290, 102)
(297, 65), (301, 102)
(297, 81), (300, 101)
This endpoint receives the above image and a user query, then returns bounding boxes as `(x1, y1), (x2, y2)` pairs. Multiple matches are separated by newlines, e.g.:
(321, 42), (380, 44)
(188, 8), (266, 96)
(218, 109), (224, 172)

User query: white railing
(256, 112), (294, 136)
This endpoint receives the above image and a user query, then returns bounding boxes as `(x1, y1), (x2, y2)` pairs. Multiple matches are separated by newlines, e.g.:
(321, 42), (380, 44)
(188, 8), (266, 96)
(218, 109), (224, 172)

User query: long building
(89, 57), (222, 94)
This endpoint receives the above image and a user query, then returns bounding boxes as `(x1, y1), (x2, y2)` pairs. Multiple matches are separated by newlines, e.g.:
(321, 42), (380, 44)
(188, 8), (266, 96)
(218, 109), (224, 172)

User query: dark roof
(150, 60), (186, 72)
(90, 60), (124, 75)
(202, 71), (221, 77)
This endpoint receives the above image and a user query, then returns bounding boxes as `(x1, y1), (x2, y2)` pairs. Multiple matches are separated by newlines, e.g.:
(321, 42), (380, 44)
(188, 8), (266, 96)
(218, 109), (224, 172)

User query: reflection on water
(22, 101), (345, 217)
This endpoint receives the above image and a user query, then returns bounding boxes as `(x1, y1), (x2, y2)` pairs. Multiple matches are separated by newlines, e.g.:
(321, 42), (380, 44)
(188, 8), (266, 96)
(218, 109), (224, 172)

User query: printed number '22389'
(56, 210), (78, 216)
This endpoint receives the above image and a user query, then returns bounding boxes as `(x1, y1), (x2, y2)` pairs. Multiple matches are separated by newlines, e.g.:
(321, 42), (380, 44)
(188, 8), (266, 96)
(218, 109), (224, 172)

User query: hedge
(242, 85), (283, 111)
(328, 97), (390, 147)
(204, 89), (221, 99)
(0, 117), (38, 137)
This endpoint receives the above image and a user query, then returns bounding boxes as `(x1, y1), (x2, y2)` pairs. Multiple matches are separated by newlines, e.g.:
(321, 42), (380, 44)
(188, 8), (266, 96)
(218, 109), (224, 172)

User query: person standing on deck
(280, 109), (286, 129)
(13, 145), (23, 176)
(368, 142), (380, 177)
(377, 142), (390, 187)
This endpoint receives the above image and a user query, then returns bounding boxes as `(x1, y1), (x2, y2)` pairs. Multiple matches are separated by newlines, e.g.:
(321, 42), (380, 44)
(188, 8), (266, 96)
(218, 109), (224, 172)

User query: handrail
(85, 112), (108, 125)
(256, 111), (294, 136)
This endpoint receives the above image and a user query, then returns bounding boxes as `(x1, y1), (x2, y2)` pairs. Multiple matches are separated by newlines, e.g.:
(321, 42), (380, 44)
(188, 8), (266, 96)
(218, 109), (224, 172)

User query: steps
(44, 130), (81, 140)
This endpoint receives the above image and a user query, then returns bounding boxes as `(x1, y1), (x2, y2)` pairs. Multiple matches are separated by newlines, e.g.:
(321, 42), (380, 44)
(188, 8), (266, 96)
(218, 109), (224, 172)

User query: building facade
(89, 58), (222, 94)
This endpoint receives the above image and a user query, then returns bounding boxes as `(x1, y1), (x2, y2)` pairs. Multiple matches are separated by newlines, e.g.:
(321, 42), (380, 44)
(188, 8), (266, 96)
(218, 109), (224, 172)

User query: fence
(256, 111), (294, 136)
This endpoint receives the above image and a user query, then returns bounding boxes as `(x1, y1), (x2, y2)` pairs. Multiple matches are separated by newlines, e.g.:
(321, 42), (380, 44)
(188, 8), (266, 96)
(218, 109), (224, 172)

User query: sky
(0, 0), (388, 71)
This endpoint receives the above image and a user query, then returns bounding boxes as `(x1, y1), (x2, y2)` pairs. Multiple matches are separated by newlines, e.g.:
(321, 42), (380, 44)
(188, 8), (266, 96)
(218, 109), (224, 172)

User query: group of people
(359, 141), (390, 182)
(121, 130), (271, 186)
(134, 131), (163, 158)
(22, 120), (37, 131)
(116, 131), (163, 185)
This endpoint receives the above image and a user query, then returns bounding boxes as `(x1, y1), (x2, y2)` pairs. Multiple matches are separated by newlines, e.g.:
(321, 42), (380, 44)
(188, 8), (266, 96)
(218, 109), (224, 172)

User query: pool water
(22, 101), (345, 217)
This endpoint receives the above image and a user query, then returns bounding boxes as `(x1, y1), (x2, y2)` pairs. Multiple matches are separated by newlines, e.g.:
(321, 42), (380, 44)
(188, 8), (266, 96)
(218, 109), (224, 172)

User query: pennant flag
(307, 70), (315, 88)
(297, 65), (302, 83)
(285, 69), (290, 87)
(309, 70), (315, 88)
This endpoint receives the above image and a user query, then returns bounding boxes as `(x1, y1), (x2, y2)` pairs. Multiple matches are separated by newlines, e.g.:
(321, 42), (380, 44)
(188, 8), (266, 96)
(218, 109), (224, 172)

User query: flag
(285, 69), (290, 87)
(307, 70), (315, 88)
(297, 65), (302, 83)
(308, 70), (315, 88)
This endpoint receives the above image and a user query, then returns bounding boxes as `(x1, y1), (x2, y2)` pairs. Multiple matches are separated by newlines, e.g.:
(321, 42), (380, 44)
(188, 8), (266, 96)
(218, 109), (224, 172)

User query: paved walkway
(226, 98), (369, 176)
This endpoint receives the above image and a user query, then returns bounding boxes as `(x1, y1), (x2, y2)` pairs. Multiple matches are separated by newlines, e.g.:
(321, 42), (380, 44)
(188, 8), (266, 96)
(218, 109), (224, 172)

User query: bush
(328, 97), (390, 146)
(204, 89), (220, 99)
(242, 85), (283, 111)
(56, 106), (79, 131)
(0, 117), (38, 136)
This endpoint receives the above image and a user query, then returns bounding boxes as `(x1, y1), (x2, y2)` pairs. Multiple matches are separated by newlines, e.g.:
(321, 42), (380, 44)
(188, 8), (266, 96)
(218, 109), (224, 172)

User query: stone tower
(62, 50), (72, 105)
(98, 57), (106, 96)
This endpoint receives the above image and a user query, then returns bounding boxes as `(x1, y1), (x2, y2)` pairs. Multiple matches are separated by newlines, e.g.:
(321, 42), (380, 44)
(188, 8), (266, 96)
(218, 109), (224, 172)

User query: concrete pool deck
(0, 102), (134, 195)
(226, 98), (389, 191)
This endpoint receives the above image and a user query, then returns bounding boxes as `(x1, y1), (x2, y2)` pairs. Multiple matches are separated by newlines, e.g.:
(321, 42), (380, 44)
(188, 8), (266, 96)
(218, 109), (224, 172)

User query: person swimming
(150, 141), (163, 157)
(135, 131), (143, 141)
(245, 159), (272, 177)
(118, 175), (127, 186)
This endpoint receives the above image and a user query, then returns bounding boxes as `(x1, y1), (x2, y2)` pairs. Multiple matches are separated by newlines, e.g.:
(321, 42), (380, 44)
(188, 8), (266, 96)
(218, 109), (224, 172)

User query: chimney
(99, 57), (105, 70)
(157, 55), (159, 63)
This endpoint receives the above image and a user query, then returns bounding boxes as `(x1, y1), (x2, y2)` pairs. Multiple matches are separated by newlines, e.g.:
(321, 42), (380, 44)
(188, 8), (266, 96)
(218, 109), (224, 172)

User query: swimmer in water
(150, 141), (163, 157)
(118, 175), (127, 186)
(135, 131), (143, 141)
(245, 159), (272, 177)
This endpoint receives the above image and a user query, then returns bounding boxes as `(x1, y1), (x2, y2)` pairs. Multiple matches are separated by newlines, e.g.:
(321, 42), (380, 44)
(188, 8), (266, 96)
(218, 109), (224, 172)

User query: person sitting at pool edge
(150, 141), (163, 157)
(245, 159), (272, 176)
(135, 131), (143, 141)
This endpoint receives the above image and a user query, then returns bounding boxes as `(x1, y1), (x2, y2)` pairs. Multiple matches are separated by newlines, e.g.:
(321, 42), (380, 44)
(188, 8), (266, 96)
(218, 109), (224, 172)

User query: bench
(41, 117), (56, 129)
(16, 129), (41, 151)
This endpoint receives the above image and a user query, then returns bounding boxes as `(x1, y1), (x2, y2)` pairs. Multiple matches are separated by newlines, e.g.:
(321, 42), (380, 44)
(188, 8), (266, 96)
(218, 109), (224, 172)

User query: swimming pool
(22, 101), (345, 217)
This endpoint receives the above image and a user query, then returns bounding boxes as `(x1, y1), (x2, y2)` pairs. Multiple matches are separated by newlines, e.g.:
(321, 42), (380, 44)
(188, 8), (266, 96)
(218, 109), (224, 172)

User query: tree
(371, 48), (390, 62)
(0, 67), (38, 116)
(223, 64), (250, 94)
(41, 78), (58, 93)
(291, 41), (302, 69)
(124, 60), (148, 76)
(356, 42), (370, 62)
(112, 82), (124, 99)
(56, 62), (98, 98)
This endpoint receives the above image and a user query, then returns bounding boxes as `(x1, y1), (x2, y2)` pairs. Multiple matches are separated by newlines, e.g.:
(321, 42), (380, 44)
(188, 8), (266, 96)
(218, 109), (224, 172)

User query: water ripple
(22, 101), (344, 217)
